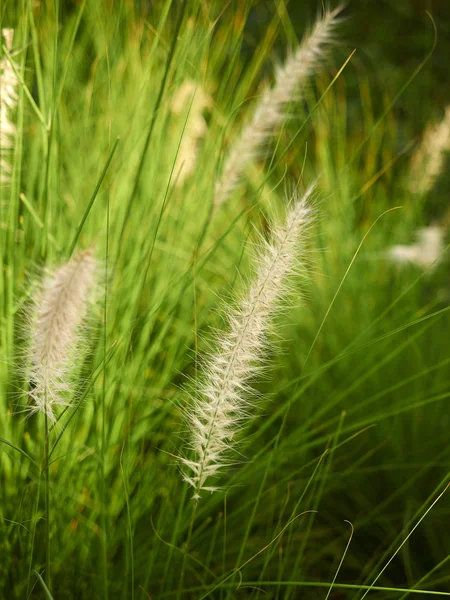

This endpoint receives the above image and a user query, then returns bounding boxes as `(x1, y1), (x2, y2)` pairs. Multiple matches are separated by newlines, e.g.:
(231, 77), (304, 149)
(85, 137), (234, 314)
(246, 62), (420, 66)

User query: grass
(1, 1), (450, 598)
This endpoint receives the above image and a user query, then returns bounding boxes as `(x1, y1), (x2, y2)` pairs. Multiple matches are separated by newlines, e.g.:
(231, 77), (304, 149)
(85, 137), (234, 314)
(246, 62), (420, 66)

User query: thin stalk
(120, 444), (134, 600)
(26, 476), (42, 597)
(44, 411), (50, 589)
(100, 186), (110, 599)
(177, 501), (198, 600)
(33, 569), (55, 600)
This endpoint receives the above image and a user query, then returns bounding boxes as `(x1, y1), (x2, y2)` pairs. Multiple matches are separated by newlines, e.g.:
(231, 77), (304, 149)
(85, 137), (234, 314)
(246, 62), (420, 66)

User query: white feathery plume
(388, 225), (444, 270)
(182, 184), (316, 499)
(27, 249), (98, 422)
(171, 80), (212, 185)
(1, 28), (18, 186)
(214, 7), (342, 209)
(409, 105), (450, 195)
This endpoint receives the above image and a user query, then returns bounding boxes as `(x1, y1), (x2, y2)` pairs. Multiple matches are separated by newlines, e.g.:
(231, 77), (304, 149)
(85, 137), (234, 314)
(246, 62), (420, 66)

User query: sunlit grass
(1, 1), (449, 598)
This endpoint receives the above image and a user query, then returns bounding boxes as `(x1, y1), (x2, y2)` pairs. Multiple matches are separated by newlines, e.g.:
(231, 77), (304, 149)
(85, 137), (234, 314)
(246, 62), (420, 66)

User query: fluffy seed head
(181, 185), (316, 499)
(214, 7), (342, 208)
(27, 249), (98, 421)
(388, 226), (444, 270)
(171, 80), (212, 185)
(409, 105), (450, 195)
(1, 28), (18, 186)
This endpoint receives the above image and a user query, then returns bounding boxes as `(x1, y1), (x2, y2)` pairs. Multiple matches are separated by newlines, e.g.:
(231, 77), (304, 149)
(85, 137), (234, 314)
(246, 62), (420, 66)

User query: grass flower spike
(409, 105), (450, 194)
(182, 185), (315, 499)
(388, 226), (444, 270)
(28, 249), (98, 422)
(214, 7), (342, 208)
(0, 28), (18, 186)
(171, 80), (212, 185)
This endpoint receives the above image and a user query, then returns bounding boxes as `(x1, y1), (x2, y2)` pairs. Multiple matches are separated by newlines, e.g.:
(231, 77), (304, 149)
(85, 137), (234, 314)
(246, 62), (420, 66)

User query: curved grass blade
(68, 137), (119, 256)
(0, 437), (39, 470)
(32, 570), (54, 600)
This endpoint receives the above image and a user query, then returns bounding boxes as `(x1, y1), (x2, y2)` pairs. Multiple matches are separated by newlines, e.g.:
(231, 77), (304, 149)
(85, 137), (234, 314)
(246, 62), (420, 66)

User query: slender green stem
(120, 444), (135, 600)
(44, 412), (51, 589)
(33, 569), (55, 600)
(27, 476), (42, 597)
(68, 137), (119, 257)
(177, 500), (197, 600)
(100, 184), (110, 600)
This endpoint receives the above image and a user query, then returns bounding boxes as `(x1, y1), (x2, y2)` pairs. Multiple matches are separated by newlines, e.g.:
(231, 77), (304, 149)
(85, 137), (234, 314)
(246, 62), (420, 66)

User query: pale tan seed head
(28, 249), (98, 421)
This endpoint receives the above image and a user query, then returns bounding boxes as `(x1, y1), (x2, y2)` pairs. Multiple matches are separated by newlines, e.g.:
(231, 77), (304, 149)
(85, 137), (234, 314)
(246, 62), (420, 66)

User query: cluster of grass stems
(1, 1), (450, 598)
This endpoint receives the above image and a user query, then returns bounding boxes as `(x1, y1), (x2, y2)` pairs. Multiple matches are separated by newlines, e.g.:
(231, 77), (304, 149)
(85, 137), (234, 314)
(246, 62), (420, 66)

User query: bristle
(214, 8), (342, 208)
(181, 185), (316, 498)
